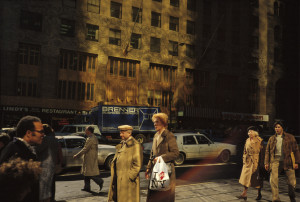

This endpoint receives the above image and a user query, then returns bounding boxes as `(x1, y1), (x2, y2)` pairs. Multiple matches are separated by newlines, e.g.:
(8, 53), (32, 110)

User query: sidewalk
(63, 176), (300, 202)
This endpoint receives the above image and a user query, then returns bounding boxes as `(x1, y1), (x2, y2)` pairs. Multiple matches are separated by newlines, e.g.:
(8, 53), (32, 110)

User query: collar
(15, 137), (36, 155)
(120, 136), (135, 147)
(275, 132), (285, 137)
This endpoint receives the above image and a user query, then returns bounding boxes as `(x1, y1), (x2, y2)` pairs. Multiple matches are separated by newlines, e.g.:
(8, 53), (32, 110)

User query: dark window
(109, 29), (121, 46)
(86, 24), (99, 41)
(186, 20), (195, 35)
(63, 0), (76, 8)
(186, 44), (195, 58)
(195, 71), (209, 88)
(60, 19), (75, 37)
(111, 1), (122, 18)
(187, 0), (196, 11)
(65, 139), (85, 148)
(250, 0), (258, 8)
(183, 136), (196, 145)
(57, 80), (67, 99)
(169, 16), (179, 31)
(108, 57), (138, 78)
(87, 0), (100, 13)
(151, 12), (161, 27)
(170, 0), (179, 7)
(87, 83), (94, 101)
(130, 33), (141, 49)
(78, 55), (87, 72)
(67, 81), (76, 100)
(19, 43), (40, 65)
(195, 135), (210, 144)
(77, 82), (85, 100)
(168, 41), (178, 56)
(132, 7), (142, 23)
(150, 37), (160, 53)
(17, 77), (38, 97)
(20, 10), (42, 31)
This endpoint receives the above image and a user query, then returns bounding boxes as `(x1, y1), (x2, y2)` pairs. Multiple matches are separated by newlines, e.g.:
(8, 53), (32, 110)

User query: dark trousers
(84, 175), (103, 190)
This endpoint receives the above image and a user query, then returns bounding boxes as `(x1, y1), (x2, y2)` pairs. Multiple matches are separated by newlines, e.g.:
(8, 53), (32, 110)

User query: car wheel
(104, 155), (114, 170)
(135, 134), (146, 144)
(174, 153), (185, 166)
(219, 150), (230, 163)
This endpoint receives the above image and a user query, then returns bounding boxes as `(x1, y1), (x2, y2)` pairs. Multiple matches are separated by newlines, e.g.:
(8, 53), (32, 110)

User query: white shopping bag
(149, 156), (170, 191)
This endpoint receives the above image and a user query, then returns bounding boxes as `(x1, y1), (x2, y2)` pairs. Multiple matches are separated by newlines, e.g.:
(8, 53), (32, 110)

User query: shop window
(151, 11), (161, 27)
(18, 43), (40, 65)
(130, 33), (141, 49)
(20, 10), (42, 31)
(60, 19), (75, 37)
(150, 37), (160, 53)
(86, 24), (99, 41)
(17, 77), (38, 97)
(186, 44), (195, 58)
(87, 0), (100, 13)
(109, 29), (121, 46)
(169, 16), (179, 32)
(187, 0), (196, 11)
(170, 0), (179, 7)
(186, 20), (195, 35)
(132, 7), (142, 23)
(111, 1), (122, 19)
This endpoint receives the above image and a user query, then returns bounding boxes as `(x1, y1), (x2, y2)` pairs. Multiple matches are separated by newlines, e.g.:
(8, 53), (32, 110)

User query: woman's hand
(145, 169), (150, 179)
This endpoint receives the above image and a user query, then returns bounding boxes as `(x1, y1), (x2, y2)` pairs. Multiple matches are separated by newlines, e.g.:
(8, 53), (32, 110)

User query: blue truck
(85, 105), (160, 143)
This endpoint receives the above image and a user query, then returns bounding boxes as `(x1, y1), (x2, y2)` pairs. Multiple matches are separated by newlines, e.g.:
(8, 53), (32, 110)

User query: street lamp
(169, 42), (185, 130)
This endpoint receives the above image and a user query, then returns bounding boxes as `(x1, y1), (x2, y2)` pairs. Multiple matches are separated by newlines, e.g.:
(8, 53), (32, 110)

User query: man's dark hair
(16, 116), (41, 138)
(87, 126), (94, 133)
(273, 121), (284, 130)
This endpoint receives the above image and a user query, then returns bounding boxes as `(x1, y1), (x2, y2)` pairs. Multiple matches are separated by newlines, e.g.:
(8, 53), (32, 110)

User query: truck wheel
(174, 152), (185, 166)
(218, 150), (230, 163)
(104, 155), (114, 170)
(135, 134), (146, 144)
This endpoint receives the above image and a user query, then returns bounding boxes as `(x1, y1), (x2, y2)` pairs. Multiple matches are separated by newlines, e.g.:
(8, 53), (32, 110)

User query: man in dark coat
(0, 115), (45, 202)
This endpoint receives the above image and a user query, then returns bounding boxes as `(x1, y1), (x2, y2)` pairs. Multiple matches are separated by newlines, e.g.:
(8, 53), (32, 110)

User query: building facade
(0, 0), (290, 131)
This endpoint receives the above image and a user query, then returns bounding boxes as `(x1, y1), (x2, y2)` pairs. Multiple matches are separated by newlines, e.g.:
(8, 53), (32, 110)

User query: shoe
(99, 180), (104, 191)
(236, 195), (247, 200)
(81, 188), (91, 192)
(256, 193), (262, 200)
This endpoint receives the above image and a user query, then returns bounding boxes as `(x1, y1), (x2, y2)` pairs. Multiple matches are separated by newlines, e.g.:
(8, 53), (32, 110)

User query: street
(54, 161), (300, 201)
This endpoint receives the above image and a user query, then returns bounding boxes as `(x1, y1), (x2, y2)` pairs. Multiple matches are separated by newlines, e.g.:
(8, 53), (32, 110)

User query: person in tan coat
(237, 126), (264, 201)
(145, 113), (179, 202)
(108, 125), (142, 202)
(73, 126), (103, 192)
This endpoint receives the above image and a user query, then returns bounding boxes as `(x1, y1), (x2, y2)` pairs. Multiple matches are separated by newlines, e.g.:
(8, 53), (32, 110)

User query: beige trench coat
(239, 136), (263, 188)
(146, 129), (179, 202)
(74, 134), (100, 176)
(108, 137), (142, 202)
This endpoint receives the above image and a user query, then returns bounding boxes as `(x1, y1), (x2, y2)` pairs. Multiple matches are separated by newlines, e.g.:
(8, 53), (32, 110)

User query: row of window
(108, 57), (138, 78)
(57, 80), (94, 101)
(17, 77), (38, 97)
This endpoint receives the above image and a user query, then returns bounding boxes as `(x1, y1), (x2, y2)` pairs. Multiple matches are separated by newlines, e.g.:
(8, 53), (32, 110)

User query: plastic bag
(149, 156), (170, 191)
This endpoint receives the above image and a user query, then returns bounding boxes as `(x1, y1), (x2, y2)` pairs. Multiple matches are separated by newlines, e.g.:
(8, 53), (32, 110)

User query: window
(187, 0), (196, 11)
(86, 83), (94, 101)
(195, 135), (210, 144)
(18, 43), (40, 65)
(58, 80), (94, 100)
(186, 44), (195, 58)
(111, 1), (122, 18)
(130, 33), (141, 49)
(151, 12), (161, 27)
(168, 41), (178, 56)
(149, 63), (176, 83)
(108, 57), (138, 78)
(183, 136), (196, 145)
(17, 77), (38, 97)
(250, 0), (258, 8)
(67, 81), (76, 100)
(186, 20), (195, 35)
(150, 37), (160, 53)
(195, 71), (209, 88)
(20, 11), (42, 31)
(87, 0), (100, 13)
(86, 24), (99, 41)
(77, 82), (85, 100)
(169, 16), (179, 32)
(58, 80), (67, 99)
(274, 47), (282, 64)
(109, 29), (121, 46)
(274, 26), (281, 41)
(132, 7), (142, 23)
(63, 0), (76, 8)
(170, 0), (179, 7)
(65, 139), (85, 148)
(250, 36), (259, 49)
(60, 19), (75, 37)
(78, 55), (87, 71)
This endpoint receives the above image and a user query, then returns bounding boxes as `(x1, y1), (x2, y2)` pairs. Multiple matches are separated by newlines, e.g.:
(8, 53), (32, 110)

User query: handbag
(149, 156), (170, 191)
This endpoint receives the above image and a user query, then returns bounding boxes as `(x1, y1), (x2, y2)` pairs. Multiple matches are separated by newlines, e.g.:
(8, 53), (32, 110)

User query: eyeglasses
(31, 130), (45, 134)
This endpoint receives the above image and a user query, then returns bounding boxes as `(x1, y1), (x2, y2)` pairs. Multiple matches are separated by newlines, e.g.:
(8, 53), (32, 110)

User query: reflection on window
(65, 139), (85, 148)
(183, 136), (196, 145)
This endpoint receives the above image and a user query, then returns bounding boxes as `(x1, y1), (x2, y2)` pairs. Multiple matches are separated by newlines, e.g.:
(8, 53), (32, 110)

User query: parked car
(56, 124), (101, 136)
(56, 136), (116, 170)
(143, 133), (237, 166)
(69, 132), (108, 144)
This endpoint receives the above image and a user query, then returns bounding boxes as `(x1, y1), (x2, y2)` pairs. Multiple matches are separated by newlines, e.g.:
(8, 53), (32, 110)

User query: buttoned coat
(264, 132), (300, 170)
(146, 129), (179, 202)
(74, 134), (99, 176)
(108, 137), (142, 202)
(239, 136), (264, 188)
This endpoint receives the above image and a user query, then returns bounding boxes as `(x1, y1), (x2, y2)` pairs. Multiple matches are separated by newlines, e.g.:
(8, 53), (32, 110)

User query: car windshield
(65, 139), (85, 148)
(61, 126), (76, 133)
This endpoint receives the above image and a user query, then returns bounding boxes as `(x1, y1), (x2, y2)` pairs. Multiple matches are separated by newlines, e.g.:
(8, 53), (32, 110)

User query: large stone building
(0, 0), (296, 132)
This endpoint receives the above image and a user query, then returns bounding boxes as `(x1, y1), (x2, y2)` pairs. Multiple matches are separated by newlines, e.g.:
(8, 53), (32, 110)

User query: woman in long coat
(145, 113), (179, 202)
(108, 125), (142, 202)
(237, 126), (264, 200)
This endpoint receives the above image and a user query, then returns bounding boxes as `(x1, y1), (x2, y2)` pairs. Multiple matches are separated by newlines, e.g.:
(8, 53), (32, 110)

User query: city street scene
(0, 0), (299, 202)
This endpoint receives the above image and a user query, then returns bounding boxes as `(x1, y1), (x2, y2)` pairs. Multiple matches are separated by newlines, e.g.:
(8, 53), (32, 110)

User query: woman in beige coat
(108, 125), (142, 202)
(145, 113), (179, 202)
(237, 126), (264, 200)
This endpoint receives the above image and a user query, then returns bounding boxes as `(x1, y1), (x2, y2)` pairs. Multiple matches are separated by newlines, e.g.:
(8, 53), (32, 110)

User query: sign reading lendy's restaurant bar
(1, 106), (86, 115)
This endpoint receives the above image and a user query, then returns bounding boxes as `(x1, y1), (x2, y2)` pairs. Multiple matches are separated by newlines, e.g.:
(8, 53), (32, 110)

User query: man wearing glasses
(0, 115), (44, 202)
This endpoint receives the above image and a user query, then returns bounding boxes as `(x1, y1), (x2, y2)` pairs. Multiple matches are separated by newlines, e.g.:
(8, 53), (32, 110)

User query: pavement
(56, 172), (300, 202)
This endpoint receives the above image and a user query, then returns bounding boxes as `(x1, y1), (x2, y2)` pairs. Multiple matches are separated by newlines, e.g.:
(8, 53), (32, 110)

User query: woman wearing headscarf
(237, 126), (264, 200)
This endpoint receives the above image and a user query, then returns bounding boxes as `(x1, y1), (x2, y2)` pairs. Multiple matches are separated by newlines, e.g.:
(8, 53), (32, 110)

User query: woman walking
(237, 126), (264, 200)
